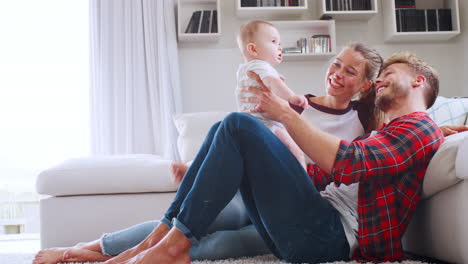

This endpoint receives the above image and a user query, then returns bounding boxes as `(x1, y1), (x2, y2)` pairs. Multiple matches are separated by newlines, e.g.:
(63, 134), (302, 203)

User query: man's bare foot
(32, 248), (67, 264)
(119, 227), (191, 264)
(170, 162), (189, 184)
(103, 223), (170, 264)
(62, 248), (112, 263)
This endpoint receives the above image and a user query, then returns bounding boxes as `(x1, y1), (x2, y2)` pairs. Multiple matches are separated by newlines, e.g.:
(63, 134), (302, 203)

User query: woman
(33, 43), (464, 264)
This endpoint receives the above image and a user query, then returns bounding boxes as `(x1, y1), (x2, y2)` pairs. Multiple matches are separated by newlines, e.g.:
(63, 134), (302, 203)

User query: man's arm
(245, 71), (341, 173)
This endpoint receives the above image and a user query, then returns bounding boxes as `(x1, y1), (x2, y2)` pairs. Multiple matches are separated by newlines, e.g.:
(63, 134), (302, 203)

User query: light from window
(0, 0), (89, 194)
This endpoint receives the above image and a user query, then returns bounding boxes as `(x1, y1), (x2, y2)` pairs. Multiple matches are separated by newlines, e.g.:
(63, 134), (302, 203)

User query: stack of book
(240, 0), (302, 7)
(395, 0), (452, 32)
(325, 0), (372, 11)
(283, 35), (331, 55)
(184, 10), (218, 34)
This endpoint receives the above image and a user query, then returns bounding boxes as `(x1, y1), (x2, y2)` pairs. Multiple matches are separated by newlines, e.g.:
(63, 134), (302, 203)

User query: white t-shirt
(235, 60), (282, 129)
(295, 95), (369, 256)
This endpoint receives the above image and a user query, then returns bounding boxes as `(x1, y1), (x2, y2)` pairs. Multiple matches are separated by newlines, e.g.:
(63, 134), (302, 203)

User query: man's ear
(246, 43), (257, 56)
(412, 75), (427, 89)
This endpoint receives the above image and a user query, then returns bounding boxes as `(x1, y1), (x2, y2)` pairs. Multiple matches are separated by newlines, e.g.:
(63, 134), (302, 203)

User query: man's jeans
(162, 113), (349, 263)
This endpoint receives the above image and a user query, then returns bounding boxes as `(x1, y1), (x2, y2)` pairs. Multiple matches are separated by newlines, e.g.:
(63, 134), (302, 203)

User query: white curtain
(89, 0), (182, 160)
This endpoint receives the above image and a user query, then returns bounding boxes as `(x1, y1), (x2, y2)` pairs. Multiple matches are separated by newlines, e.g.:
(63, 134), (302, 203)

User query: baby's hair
(383, 51), (439, 109)
(237, 20), (275, 54)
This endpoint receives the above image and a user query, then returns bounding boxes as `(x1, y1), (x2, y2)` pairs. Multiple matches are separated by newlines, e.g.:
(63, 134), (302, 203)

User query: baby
(236, 20), (308, 168)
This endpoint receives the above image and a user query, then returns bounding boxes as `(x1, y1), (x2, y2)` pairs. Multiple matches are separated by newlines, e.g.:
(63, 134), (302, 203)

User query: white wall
(178, 0), (468, 113)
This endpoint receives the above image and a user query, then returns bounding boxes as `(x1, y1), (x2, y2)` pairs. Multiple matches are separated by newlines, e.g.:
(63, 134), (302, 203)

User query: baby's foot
(62, 248), (112, 263)
(32, 248), (66, 264)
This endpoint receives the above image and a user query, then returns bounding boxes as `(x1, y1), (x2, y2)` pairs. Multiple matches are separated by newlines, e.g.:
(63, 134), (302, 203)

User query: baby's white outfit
(235, 60), (282, 130)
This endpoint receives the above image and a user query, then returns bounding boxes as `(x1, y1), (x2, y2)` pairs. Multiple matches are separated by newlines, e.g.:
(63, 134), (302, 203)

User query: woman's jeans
(162, 113), (349, 263)
(100, 192), (270, 260)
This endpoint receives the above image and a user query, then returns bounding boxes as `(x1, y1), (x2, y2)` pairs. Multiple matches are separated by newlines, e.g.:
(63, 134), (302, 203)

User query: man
(252, 51), (444, 261)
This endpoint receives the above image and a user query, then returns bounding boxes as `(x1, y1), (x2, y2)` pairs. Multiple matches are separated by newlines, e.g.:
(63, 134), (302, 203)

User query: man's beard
(375, 82), (409, 112)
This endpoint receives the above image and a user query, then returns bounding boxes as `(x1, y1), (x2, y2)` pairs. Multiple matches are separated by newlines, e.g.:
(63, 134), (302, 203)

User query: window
(0, 0), (89, 230)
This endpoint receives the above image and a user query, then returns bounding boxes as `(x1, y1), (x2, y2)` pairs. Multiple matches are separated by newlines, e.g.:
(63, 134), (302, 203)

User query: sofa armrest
(456, 133), (468, 179)
(36, 154), (179, 196)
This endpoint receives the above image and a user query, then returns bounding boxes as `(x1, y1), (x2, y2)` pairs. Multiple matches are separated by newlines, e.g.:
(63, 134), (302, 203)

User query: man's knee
(223, 112), (257, 130)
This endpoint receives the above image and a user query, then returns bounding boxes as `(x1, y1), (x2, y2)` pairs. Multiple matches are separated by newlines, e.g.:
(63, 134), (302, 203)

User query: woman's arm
(440, 125), (468, 136)
(245, 71), (340, 173)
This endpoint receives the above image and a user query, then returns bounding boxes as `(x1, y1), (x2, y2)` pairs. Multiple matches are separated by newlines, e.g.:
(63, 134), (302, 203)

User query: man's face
(374, 63), (415, 112)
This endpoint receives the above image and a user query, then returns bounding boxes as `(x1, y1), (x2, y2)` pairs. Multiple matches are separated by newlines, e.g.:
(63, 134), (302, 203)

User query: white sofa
(36, 97), (468, 263)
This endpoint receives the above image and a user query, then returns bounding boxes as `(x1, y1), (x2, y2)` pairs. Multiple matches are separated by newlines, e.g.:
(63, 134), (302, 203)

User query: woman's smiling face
(325, 47), (370, 100)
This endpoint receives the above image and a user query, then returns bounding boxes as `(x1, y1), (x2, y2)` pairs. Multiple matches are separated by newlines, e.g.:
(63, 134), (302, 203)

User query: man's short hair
(237, 20), (275, 55)
(383, 52), (439, 109)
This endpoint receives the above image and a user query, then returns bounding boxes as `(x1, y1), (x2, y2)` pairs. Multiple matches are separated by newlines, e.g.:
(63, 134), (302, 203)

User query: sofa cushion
(456, 132), (468, 179)
(173, 112), (229, 162)
(427, 96), (468, 126)
(422, 131), (468, 199)
(36, 154), (179, 196)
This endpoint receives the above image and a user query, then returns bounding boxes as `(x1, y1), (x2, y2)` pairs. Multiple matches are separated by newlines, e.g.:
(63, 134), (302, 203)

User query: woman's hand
(243, 71), (294, 123)
(440, 125), (468, 136)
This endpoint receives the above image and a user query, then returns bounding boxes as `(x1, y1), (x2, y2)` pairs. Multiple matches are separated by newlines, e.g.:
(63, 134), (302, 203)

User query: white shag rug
(0, 253), (433, 264)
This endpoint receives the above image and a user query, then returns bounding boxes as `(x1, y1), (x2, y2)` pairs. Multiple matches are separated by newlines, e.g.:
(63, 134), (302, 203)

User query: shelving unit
(235, 0), (308, 19)
(383, 0), (460, 42)
(317, 0), (378, 20)
(177, 0), (221, 42)
(270, 20), (336, 61)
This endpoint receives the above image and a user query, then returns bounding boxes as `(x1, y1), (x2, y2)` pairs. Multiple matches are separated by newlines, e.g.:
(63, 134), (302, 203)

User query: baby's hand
(279, 74), (286, 83)
(289, 95), (308, 108)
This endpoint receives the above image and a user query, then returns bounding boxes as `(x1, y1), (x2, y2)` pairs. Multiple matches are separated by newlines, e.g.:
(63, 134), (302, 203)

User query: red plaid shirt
(307, 112), (444, 262)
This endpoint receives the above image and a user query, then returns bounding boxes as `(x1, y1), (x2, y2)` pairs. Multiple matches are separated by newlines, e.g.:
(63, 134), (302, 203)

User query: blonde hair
(383, 51), (439, 109)
(345, 42), (385, 132)
(237, 20), (275, 55)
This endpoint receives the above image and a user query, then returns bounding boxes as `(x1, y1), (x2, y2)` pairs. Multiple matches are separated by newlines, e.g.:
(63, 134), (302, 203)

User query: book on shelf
(184, 10), (201, 33)
(437, 9), (452, 31)
(241, 0), (301, 7)
(211, 10), (218, 33)
(184, 10), (218, 34)
(394, 0), (415, 9)
(396, 8), (453, 32)
(200, 10), (211, 33)
(326, 0), (371, 11)
(426, 9), (437, 31)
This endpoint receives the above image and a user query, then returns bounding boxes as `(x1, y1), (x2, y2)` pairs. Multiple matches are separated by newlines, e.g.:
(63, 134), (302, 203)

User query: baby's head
(237, 20), (283, 65)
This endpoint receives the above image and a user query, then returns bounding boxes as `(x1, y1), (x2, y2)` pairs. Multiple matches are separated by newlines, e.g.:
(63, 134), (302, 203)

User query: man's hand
(243, 71), (294, 123)
(440, 125), (468, 136)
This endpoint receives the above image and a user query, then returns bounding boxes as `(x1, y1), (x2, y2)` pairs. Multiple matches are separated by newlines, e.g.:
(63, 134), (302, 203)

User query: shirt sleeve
(331, 115), (443, 185)
(246, 60), (280, 80)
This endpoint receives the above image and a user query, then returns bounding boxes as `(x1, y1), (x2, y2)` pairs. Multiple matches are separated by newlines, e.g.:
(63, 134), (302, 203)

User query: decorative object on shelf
(184, 10), (218, 34)
(240, 0), (302, 7)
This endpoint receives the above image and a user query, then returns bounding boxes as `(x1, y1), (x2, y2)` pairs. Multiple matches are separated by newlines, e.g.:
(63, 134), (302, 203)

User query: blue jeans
(100, 192), (270, 260)
(163, 113), (349, 263)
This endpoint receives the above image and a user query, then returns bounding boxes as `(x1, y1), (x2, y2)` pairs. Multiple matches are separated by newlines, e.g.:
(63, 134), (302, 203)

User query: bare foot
(103, 223), (170, 264)
(170, 162), (189, 184)
(119, 227), (192, 264)
(32, 248), (66, 264)
(62, 248), (112, 263)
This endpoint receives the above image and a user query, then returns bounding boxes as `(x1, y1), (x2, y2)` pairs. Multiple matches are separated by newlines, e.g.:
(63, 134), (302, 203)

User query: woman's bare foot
(32, 248), (66, 264)
(170, 162), (189, 184)
(103, 223), (170, 264)
(119, 227), (191, 264)
(32, 240), (102, 264)
(62, 248), (112, 263)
